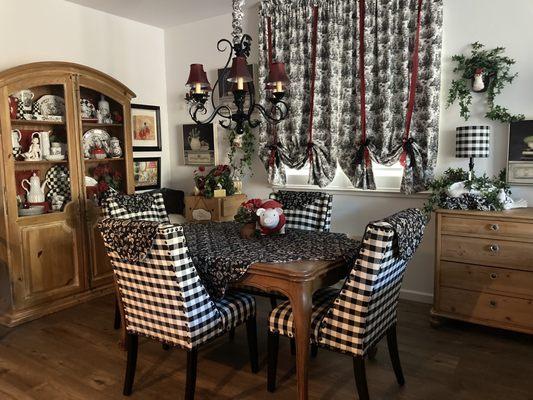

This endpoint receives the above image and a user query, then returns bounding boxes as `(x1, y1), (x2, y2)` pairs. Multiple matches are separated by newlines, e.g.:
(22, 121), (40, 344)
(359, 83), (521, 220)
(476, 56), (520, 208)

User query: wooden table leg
(289, 282), (313, 400)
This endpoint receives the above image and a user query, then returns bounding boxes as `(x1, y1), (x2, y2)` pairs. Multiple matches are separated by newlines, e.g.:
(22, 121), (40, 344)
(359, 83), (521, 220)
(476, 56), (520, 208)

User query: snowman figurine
(472, 68), (485, 92)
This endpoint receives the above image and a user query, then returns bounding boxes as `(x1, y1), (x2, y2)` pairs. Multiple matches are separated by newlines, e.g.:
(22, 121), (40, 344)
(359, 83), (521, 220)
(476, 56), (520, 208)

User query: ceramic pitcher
(21, 173), (48, 203)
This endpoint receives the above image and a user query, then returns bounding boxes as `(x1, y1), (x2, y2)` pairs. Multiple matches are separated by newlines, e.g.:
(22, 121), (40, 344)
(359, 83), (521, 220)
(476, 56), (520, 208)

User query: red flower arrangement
(92, 164), (122, 202)
(193, 164), (235, 198)
(234, 198), (263, 224)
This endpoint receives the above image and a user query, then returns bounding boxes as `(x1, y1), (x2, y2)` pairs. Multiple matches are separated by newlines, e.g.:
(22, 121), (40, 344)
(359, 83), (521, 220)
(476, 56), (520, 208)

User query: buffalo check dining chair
(98, 218), (259, 400)
(266, 208), (427, 400)
(102, 192), (171, 330)
(269, 190), (333, 232)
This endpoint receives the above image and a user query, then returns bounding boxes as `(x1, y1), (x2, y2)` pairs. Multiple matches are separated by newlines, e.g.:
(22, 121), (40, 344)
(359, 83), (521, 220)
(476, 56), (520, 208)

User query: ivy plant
(228, 122), (256, 178)
(447, 42), (524, 123)
(424, 168), (510, 215)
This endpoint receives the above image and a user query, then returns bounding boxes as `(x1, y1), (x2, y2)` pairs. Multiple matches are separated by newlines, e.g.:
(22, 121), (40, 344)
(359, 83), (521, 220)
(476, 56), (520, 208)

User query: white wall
(0, 0), (171, 186)
(164, 0), (533, 303)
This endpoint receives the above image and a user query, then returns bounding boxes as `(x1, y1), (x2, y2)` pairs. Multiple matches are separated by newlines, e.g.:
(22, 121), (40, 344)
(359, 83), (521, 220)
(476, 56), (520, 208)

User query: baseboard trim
(400, 289), (433, 304)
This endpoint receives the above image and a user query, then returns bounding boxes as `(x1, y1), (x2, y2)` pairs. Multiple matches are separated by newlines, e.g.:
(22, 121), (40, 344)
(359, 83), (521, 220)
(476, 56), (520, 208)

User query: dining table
(182, 221), (361, 400)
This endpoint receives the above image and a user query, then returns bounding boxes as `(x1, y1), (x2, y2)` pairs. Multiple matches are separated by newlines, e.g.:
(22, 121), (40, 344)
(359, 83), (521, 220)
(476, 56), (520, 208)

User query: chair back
(102, 192), (169, 222)
(270, 191), (332, 232)
(319, 208), (427, 356)
(98, 219), (221, 349)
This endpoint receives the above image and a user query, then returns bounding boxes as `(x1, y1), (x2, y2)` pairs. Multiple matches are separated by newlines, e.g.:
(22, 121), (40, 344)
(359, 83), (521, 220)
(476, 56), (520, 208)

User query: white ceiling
(66, 0), (260, 28)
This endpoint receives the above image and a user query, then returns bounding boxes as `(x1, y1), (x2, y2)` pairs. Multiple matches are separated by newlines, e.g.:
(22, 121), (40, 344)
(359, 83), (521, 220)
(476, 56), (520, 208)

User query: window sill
(272, 184), (430, 199)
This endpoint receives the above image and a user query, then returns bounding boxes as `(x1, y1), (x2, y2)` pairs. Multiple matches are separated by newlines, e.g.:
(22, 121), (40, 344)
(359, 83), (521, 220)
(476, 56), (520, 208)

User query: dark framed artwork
(507, 120), (533, 185)
(131, 104), (162, 152)
(133, 157), (161, 190)
(182, 123), (217, 166)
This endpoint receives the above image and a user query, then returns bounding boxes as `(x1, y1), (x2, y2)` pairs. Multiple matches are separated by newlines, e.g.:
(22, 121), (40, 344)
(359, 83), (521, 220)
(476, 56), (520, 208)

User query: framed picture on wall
(133, 157), (161, 190)
(131, 104), (162, 152)
(507, 120), (533, 185)
(182, 123), (217, 166)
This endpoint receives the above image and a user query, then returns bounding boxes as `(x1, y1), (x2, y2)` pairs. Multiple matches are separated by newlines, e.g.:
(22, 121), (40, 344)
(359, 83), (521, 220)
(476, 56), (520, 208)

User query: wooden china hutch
(0, 62), (135, 326)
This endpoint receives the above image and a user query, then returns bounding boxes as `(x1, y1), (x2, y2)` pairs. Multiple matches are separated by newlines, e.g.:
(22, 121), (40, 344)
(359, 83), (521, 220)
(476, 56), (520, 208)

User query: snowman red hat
(256, 199), (286, 235)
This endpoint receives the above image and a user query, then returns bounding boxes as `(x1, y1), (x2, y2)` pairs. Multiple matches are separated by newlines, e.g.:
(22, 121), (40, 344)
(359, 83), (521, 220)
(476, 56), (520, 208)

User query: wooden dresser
(432, 208), (533, 334)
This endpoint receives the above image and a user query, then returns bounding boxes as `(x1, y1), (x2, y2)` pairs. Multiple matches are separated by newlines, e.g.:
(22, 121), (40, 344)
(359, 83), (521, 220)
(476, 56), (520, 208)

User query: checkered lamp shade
(455, 126), (490, 158)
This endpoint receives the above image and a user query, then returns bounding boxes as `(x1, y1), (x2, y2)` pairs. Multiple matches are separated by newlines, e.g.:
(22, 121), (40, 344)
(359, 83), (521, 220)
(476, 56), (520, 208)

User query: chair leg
(367, 345), (378, 360)
(290, 338), (296, 356)
(386, 324), (405, 386)
(185, 348), (198, 400)
(311, 343), (318, 358)
(353, 356), (369, 400)
(123, 333), (138, 396)
(267, 331), (279, 393)
(229, 328), (235, 341)
(114, 298), (121, 330)
(246, 317), (259, 373)
(269, 295), (278, 309)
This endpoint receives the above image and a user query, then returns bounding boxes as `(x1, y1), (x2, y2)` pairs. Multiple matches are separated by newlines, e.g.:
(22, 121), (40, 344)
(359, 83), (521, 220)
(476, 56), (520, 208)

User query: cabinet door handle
(489, 300), (497, 308)
(490, 272), (498, 280)
(489, 244), (500, 253)
(490, 224), (500, 231)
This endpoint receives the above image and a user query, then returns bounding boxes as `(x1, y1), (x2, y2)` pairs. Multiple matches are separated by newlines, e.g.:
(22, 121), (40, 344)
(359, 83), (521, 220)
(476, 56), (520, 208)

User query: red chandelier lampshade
(228, 56), (252, 90)
(267, 61), (289, 93)
(186, 63), (211, 93)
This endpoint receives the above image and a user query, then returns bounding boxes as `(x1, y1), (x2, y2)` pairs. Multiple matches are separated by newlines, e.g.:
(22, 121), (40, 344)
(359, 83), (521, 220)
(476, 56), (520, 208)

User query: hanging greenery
(228, 122), (256, 178)
(447, 42), (524, 123)
(424, 168), (510, 214)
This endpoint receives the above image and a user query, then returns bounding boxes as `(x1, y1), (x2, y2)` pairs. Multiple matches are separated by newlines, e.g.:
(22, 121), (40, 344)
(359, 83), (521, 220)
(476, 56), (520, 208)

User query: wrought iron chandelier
(185, 0), (289, 135)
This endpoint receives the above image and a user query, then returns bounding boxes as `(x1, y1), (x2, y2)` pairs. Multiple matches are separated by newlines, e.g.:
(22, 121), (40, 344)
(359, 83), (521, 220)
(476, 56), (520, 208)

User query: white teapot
(21, 173), (48, 203)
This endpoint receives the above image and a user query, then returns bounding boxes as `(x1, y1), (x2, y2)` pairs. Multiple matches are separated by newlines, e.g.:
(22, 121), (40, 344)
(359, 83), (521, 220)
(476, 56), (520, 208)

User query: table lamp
(455, 125), (490, 180)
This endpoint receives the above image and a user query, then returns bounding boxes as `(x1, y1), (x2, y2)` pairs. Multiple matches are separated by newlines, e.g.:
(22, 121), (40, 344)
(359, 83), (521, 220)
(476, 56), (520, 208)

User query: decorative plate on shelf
(45, 165), (71, 201)
(35, 95), (65, 117)
(83, 129), (110, 159)
(80, 98), (96, 119)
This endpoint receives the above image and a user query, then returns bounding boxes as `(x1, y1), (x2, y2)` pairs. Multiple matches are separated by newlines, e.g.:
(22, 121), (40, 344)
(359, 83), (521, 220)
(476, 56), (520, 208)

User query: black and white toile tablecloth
(182, 222), (360, 299)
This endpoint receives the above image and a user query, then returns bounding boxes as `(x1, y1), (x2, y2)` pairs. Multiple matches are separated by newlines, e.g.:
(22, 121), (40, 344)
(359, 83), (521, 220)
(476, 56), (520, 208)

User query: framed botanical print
(131, 104), (162, 152)
(507, 120), (533, 185)
(133, 157), (161, 190)
(182, 123), (217, 166)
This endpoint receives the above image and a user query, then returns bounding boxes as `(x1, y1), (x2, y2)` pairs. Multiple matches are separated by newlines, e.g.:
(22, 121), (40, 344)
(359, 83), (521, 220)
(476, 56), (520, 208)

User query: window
(284, 162), (404, 192)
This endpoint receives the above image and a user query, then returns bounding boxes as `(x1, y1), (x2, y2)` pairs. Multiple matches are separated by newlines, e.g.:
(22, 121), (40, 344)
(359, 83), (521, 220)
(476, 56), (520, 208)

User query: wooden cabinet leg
(430, 314), (445, 329)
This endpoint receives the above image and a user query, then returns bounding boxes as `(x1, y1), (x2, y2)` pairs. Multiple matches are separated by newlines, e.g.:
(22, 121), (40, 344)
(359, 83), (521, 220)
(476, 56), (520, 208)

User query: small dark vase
(240, 222), (256, 239)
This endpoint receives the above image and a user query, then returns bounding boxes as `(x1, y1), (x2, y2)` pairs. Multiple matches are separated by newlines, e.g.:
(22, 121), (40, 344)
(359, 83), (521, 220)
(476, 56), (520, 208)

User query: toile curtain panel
(258, 0), (443, 193)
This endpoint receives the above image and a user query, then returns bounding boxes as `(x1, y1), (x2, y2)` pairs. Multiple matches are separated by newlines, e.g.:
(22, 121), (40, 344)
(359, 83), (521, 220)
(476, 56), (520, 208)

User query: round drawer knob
(490, 272), (498, 280)
(489, 300), (497, 308)
(490, 224), (500, 231)
(490, 244), (500, 253)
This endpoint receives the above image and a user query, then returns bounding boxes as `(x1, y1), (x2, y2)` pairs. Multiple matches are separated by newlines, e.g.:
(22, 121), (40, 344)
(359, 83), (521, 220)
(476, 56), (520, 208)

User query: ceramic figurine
(109, 137), (122, 158)
(97, 95), (113, 123)
(472, 68), (485, 92)
(11, 129), (22, 157)
(23, 133), (42, 161)
(256, 199), (286, 235)
(21, 173), (48, 203)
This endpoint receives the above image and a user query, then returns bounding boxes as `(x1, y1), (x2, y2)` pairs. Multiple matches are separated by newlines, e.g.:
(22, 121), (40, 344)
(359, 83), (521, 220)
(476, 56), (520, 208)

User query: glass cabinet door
(9, 83), (76, 219)
(78, 86), (128, 207)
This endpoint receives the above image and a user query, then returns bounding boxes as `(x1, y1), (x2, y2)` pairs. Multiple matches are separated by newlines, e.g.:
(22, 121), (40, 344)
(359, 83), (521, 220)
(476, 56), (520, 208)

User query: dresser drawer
(441, 215), (533, 240)
(439, 261), (533, 298)
(438, 287), (533, 330)
(441, 235), (533, 271)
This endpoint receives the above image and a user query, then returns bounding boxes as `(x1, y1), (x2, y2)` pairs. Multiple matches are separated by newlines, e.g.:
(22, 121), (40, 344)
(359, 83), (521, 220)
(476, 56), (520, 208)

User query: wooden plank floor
(0, 296), (532, 399)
